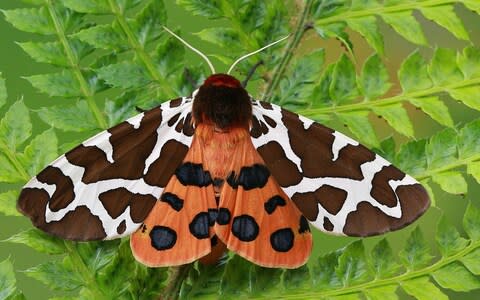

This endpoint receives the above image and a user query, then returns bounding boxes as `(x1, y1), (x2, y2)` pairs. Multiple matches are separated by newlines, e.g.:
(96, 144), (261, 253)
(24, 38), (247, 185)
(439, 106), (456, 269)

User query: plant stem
(64, 241), (109, 299)
(242, 60), (264, 87)
(416, 154), (480, 181)
(159, 264), (192, 300)
(107, 0), (176, 97)
(45, 0), (108, 130)
(262, 0), (313, 102)
(315, 0), (458, 26)
(295, 77), (480, 116)
(249, 239), (480, 299)
(220, 1), (258, 51)
(304, 239), (480, 299)
(0, 142), (29, 181)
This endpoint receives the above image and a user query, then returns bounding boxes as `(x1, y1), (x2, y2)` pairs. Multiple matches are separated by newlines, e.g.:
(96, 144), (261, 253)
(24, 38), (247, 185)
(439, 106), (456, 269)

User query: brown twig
(242, 60), (264, 88)
(158, 264), (193, 300)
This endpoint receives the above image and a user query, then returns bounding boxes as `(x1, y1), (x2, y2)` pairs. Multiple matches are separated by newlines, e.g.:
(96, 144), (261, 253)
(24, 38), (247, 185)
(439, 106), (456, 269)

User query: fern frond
(2, 3), (105, 130)
(0, 257), (25, 299)
(177, 0), (291, 82)
(0, 99), (59, 217)
(2, 0), (198, 133)
(285, 47), (480, 147)
(390, 119), (480, 203)
(1, 1), (479, 299)
(312, 0), (474, 54)
(180, 203), (480, 299)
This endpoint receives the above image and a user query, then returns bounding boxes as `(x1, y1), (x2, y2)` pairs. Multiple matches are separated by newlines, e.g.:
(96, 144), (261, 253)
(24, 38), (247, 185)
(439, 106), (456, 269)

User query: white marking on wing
(143, 99), (193, 174)
(331, 131), (359, 161)
(287, 154), (406, 234)
(299, 115), (314, 130)
(29, 96), (197, 239)
(43, 145), (165, 238)
(251, 101), (303, 173)
(25, 177), (56, 197)
(83, 131), (114, 163)
(126, 112), (144, 129)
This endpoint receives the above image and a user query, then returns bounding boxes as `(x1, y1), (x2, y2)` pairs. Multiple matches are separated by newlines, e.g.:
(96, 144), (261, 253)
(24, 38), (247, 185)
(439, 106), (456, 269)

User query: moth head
(192, 73), (251, 130)
(161, 27), (288, 130)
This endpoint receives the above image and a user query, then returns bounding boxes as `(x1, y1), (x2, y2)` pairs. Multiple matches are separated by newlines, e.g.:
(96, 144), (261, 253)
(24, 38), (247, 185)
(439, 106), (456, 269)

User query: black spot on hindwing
(227, 164), (270, 190)
(150, 226), (177, 250)
(270, 228), (294, 252)
(217, 208), (231, 225)
(160, 192), (184, 212)
(213, 178), (224, 189)
(232, 215), (259, 242)
(208, 209), (218, 226)
(189, 212), (210, 239)
(175, 162), (212, 187)
(264, 195), (286, 214)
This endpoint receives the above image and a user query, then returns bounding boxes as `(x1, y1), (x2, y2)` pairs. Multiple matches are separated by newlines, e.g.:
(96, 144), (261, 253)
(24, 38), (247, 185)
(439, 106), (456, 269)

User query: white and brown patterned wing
(251, 100), (430, 237)
(18, 97), (195, 241)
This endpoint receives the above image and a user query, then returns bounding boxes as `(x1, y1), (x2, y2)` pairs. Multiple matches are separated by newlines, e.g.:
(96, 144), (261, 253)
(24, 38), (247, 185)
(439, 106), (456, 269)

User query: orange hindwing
(131, 124), (312, 268)
(213, 128), (313, 268)
(130, 134), (217, 267)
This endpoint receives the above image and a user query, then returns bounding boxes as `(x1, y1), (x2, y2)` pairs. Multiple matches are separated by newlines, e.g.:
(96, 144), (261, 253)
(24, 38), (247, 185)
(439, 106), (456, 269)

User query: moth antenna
(227, 35), (290, 75)
(163, 26), (216, 74)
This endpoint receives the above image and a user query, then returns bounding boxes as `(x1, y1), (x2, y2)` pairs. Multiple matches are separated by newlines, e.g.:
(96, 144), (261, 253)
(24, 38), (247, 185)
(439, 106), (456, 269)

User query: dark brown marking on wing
(99, 187), (156, 223)
(259, 101), (273, 110)
(169, 98), (183, 108)
(323, 217), (334, 231)
(291, 185), (347, 221)
(174, 117), (185, 133)
(17, 188), (49, 230)
(370, 165), (405, 207)
(183, 113), (195, 136)
(250, 116), (262, 138)
(291, 192), (319, 221)
(315, 185), (348, 215)
(117, 220), (126, 234)
(395, 183), (430, 228)
(257, 141), (302, 187)
(167, 113), (181, 126)
(144, 140), (189, 187)
(50, 206), (106, 240)
(344, 183), (429, 236)
(250, 116), (268, 138)
(343, 202), (395, 236)
(36, 166), (75, 212)
(281, 109), (375, 180)
(18, 185), (106, 241)
(66, 107), (162, 183)
(19, 188), (104, 240)
(263, 115), (277, 128)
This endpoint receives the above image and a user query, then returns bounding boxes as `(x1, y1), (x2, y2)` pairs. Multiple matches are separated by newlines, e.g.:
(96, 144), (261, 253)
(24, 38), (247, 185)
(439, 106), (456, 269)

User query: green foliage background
(1, 0), (480, 299)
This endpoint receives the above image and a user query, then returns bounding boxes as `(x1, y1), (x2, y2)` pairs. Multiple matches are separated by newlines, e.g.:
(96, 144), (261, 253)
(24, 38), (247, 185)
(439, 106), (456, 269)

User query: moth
(17, 28), (430, 269)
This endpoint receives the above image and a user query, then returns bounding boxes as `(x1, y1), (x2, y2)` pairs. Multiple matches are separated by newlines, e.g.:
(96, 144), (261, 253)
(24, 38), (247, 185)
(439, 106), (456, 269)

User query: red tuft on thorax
(203, 74), (242, 88)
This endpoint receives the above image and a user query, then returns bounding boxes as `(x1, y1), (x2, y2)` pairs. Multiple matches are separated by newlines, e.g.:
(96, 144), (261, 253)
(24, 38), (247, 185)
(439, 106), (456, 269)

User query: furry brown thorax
(192, 74), (252, 130)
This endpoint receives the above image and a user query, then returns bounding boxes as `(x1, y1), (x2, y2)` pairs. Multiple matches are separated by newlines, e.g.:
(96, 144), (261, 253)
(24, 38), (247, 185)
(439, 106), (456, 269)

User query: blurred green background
(1, 1), (480, 299)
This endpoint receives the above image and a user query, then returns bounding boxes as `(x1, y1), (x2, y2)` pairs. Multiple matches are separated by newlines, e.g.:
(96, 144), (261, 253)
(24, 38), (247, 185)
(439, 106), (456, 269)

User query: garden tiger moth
(17, 30), (430, 269)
